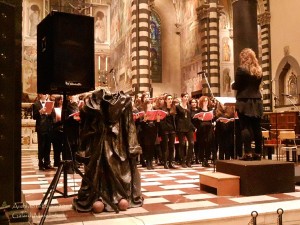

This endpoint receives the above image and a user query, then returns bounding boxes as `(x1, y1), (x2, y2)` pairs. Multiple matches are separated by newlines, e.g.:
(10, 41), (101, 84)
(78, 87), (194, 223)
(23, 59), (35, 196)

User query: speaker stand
(38, 160), (77, 225)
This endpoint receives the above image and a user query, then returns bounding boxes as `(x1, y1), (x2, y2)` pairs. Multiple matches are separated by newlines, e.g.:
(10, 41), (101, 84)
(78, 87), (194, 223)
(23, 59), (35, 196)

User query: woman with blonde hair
(232, 48), (263, 160)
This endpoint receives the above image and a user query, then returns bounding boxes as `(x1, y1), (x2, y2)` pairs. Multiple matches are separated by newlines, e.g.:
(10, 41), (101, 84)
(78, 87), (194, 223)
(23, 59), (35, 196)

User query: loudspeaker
(37, 11), (95, 94)
(0, 2), (22, 206)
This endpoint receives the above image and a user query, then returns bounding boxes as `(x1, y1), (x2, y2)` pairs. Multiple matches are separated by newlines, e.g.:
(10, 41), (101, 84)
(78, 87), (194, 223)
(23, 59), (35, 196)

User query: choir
(33, 90), (239, 171)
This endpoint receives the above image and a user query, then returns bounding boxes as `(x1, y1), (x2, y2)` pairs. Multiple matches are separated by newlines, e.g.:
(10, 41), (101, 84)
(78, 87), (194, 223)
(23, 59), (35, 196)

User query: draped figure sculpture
(73, 89), (144, 212)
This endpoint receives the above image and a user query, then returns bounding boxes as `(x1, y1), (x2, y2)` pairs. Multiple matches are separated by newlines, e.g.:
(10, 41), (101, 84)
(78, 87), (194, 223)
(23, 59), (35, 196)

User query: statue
(73, 89), (144, 213)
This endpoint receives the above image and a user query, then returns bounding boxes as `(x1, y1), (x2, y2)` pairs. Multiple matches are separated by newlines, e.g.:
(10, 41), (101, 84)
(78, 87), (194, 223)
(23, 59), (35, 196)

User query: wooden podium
(216, 160), (295, 196)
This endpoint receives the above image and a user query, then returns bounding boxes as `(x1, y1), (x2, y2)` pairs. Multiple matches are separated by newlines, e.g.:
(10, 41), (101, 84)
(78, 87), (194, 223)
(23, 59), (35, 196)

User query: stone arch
(274, 55), (300, 105)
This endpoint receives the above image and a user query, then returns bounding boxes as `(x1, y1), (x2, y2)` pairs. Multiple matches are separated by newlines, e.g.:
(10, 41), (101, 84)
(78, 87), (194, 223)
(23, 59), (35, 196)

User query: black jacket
(232, 67), (262, 99)
(175, 105), (195, 132)
(32, 100), (53, 134)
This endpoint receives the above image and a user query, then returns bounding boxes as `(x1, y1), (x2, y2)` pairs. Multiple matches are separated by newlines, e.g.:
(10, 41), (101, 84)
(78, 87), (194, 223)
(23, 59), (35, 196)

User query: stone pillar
(258, 0), (271, 111)
(232, 0), (259, 72)
(197, 0), (222, 97)
(131, 0), (152, 94)
(0, 1), (22, 206)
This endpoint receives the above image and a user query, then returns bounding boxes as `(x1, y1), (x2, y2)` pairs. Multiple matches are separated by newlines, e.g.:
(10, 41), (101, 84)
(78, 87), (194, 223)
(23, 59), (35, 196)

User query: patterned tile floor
(21, 152), (300, 225)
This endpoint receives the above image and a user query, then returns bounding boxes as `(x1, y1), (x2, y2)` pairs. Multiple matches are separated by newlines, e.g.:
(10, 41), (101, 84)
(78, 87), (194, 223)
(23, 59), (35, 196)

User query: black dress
(232, 67), (263, 155)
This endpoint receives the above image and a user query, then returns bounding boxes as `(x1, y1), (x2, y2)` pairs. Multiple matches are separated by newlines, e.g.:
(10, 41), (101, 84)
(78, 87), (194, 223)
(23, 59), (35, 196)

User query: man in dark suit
(32, 94), (54, 170)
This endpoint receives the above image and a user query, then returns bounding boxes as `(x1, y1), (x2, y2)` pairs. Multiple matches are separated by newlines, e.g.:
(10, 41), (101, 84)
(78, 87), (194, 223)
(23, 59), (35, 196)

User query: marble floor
(21, 152), (300, 225)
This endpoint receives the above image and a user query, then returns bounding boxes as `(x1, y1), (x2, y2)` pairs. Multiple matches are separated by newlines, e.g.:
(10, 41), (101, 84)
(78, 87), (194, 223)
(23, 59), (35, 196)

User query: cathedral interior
(1, 0), (300, 224)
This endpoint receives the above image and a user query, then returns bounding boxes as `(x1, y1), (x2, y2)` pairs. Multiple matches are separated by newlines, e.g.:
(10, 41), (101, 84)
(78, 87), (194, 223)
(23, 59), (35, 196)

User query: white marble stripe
(166, 200), (218, 210)
(22, 174), (45, 178)
(187, 175), (201, 179)
(140, 171), (159, 176)
(161, 184), (198, 189)
(229, 195), (277, 203)
(143, 197), (169, 204)
(176, 179), (199, 184)
(142, 177), (175, 182)
(22, 180), (49, 185)
(185, 193), (216, 200)
(285, 192), (300, 197)
(157, 173), (188, 177)
(143, 190), (186, 197)
(23, 189), (49, 194)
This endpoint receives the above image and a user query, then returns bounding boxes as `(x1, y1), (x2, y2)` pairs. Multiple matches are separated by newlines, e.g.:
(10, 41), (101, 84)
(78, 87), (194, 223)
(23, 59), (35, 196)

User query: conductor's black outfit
(232, 67), (263, 157)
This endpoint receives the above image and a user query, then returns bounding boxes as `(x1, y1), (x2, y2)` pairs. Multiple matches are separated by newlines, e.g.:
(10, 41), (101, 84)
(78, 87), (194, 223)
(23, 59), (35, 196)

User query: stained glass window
(150, 11), (162, 83)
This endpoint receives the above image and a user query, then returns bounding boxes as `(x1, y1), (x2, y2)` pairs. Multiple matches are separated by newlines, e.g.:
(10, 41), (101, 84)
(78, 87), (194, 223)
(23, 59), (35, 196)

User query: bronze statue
(73, 89), (143, 212)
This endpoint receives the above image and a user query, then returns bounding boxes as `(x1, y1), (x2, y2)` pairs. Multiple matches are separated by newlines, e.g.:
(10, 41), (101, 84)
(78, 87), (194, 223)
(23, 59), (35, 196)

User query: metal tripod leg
(38, 161), (64, 225)
(38, 160), (76, 225)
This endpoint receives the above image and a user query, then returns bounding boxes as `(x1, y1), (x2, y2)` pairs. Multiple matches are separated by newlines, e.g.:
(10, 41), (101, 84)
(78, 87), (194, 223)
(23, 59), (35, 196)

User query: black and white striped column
(131, 0), (152, 94)
(258, 0), (271, 111)
(197, 0), (221, 97)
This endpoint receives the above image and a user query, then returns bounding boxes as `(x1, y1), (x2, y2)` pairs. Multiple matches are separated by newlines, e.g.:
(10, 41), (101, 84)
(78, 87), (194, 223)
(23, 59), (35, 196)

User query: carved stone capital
(257, 11), (271, 26)
(217, 5), (224, 17)
(196, 3), (210, 20)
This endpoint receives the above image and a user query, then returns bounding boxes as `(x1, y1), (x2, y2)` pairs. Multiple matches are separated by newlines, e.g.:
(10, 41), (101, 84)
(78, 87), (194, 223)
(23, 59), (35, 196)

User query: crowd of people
(131, 91), (243, 170)
(32, 90), (241, 171)
(31, 48), (263, 171)
(32, 93), (83, 171)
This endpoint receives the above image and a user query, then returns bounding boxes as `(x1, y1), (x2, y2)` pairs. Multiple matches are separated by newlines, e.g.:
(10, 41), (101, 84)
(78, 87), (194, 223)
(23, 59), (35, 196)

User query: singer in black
(232, 48), (263, 161)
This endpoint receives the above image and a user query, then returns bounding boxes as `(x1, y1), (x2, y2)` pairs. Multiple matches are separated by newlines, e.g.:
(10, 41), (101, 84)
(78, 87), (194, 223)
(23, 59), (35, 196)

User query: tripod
(38, 160), (82, 225)
(38, 92), (80, 225)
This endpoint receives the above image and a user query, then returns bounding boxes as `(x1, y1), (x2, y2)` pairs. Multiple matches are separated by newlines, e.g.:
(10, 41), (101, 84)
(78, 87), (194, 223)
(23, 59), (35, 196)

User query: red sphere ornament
(118, 199), (129, 211)
(92, 200), (104, 213)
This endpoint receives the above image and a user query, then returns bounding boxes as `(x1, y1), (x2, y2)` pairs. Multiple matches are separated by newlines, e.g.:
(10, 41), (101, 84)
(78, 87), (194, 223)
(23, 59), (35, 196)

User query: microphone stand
(272, 91), (279, 161)
(201, 71), (215, 99)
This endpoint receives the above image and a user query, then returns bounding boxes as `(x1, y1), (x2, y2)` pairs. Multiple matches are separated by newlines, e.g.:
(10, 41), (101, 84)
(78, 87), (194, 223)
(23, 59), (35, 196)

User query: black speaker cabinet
(0, 2), (22, 206)
(37, 11), (95, 94)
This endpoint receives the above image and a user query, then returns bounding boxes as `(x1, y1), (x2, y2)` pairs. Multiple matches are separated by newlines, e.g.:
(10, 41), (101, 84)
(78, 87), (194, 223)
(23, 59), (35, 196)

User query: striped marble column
(258, 0), (271, 111)
(131, 0), (152, 94)
(197, 0), (221, 97)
